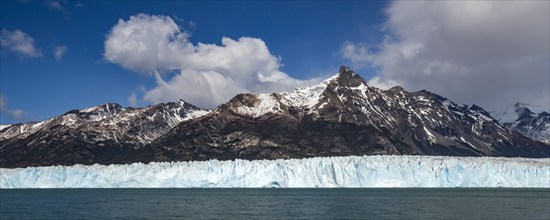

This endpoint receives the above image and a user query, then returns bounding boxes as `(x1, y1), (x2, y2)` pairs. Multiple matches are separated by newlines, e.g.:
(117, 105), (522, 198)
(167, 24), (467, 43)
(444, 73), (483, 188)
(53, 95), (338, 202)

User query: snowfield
(1, 155), (548, 188)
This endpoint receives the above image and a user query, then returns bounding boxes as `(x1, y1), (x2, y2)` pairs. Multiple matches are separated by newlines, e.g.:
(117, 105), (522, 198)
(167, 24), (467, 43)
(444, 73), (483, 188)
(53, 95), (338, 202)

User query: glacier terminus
(1, 155), (548, 188)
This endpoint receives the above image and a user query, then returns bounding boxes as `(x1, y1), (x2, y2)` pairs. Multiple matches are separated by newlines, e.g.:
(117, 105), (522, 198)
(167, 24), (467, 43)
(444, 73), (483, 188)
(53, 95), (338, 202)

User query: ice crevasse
(1, 155), (549, 188)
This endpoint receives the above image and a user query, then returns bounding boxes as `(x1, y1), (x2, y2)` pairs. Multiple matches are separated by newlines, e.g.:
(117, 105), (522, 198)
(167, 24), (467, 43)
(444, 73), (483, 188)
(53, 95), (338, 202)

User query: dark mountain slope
(130, 66), (548, 163)
(0, 100), (208, 167)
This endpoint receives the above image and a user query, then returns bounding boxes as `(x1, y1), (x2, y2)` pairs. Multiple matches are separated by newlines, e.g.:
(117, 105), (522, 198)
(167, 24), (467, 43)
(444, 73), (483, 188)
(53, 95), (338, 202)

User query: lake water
(1, 188), (549, 219)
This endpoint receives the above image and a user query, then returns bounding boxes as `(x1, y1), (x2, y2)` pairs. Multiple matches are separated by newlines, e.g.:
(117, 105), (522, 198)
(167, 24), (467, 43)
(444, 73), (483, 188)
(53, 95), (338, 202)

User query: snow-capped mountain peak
(493, 102), (550, 144)
(222, 65), (369, 117)
(64, 103), (125, 122)
(0, 100), (210, 167)
(334, 65), (368, 88)
(494, 102), (549, 123)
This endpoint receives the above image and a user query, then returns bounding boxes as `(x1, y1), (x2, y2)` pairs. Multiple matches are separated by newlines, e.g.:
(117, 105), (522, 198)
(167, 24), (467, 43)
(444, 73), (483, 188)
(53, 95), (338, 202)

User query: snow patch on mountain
(228, 74), (340, 118)
(0, 125), (11, 131)
(1, 155), (548, 188)
(0, 100), (210, 144)
(234, 94), (284, 117)
(184, 109), (210, 121)
(280, 74), (338, 110)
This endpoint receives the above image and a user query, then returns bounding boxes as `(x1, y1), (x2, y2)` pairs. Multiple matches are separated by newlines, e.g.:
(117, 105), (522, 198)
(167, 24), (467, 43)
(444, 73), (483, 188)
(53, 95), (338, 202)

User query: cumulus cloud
(105, 14), (320, 108)
(104, 14), (194, 75)
(0, 94), (26, 121)
(0, 29), (43, 58)
(342, 1), (550, 111)
(53, 45), (67, 61)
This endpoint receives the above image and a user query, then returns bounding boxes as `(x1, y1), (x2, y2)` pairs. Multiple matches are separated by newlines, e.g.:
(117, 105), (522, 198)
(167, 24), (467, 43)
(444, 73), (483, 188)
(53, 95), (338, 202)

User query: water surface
(1, 188), (549, 219)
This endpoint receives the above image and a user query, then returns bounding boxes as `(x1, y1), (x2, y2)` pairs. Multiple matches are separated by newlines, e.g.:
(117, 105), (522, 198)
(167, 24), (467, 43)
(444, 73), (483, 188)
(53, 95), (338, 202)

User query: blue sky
(0, 1), (387, 124)
(1, 1), (548, 124)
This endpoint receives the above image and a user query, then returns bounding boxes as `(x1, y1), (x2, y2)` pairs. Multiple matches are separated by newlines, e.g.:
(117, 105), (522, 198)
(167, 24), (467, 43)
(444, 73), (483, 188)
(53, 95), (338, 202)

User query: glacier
(1, 155), (549, 188)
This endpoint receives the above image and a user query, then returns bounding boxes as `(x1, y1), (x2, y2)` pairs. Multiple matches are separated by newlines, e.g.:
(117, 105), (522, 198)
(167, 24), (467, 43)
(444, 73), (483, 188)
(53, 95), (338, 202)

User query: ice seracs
(1, 155), (548, 188)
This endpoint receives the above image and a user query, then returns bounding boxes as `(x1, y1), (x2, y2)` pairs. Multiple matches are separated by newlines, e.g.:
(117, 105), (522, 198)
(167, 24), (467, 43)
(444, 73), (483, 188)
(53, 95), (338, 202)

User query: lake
(1, 188), (549, 219)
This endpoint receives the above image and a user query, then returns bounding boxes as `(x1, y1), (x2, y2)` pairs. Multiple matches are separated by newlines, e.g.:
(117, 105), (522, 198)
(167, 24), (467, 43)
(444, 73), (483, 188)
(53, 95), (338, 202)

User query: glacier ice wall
(1, 156), (549, 188)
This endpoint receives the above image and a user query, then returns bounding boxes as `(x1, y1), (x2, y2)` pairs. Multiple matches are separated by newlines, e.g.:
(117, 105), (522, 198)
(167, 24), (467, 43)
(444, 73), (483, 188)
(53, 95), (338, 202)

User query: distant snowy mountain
(493, 103), (550, 144)
(132, 66), (548, 164)
(0, 100), (209, 167)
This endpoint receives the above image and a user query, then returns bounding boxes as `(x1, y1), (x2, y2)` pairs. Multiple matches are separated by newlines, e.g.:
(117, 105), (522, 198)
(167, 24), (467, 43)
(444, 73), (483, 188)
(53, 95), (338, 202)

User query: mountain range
(1, 66), (548, 168)
(0, 101), (208, 167)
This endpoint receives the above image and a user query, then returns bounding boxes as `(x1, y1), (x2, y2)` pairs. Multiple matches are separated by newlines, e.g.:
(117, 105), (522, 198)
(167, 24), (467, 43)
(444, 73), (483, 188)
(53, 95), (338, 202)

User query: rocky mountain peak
(335, 65), (367, 88)
(176, 99), (188, 107)
(60, 103), (124, 122)
(515, 105), (535, 120)
(388, 86), (405, 92)
(468, 104), (492, 117)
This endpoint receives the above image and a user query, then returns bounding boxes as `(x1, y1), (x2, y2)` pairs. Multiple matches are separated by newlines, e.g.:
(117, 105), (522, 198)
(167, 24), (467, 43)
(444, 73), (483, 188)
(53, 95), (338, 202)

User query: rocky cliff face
(131, 66), (548, 163)
(0, 100), (208, 167)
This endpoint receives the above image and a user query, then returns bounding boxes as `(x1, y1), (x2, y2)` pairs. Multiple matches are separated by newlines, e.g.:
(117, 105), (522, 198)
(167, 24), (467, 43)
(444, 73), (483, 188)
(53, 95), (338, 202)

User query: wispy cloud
(44, 0), (69, 19)
(44, 0), (63, 11)
(341, 1), (550, 111)
(53, 45), (67, 61)
(128, 92), (138, 107)
(0, 29), (43, 59)
(0, 94), (27, 121)
(104, 14), (321, 108)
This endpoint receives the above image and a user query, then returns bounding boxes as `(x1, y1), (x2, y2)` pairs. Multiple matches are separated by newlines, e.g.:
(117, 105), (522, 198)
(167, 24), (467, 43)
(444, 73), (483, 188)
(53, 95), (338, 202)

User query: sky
(1, 0), (548, 124)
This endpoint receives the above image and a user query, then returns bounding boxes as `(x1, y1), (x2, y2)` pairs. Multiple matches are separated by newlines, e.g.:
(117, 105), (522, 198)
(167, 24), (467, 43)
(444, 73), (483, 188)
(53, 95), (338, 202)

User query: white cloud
(53, 45), (67, 61)
(105, 14), (320, 108)
(0, 94), (26, 121)
(44, 1), (64, 12)
(104, 14), (194, 75)
(0, 95), (5, 109)
(8, 109), (25, 121)
(44, 1), (70, 19)
(341, 42), (374, 68)
(0, 29), (43, 58)
(127, 92), (138, 108)
(342, 1), (550, 111)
